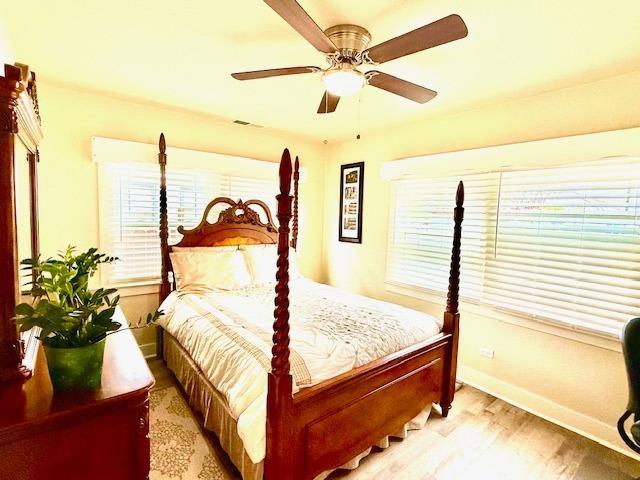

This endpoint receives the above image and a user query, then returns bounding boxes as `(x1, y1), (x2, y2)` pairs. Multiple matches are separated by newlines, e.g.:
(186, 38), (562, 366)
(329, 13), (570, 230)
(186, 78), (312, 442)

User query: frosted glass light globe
(322, 68), (365, 97)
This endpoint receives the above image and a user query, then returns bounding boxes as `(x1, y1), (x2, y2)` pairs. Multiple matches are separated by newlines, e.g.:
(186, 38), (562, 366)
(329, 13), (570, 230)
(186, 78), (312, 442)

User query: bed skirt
(162, 331), (433, 480)
(163, 332), (263, 480)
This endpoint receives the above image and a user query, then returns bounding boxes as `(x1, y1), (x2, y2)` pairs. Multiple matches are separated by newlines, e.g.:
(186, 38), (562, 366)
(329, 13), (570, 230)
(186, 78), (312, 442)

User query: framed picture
(339, 162), (364, 243)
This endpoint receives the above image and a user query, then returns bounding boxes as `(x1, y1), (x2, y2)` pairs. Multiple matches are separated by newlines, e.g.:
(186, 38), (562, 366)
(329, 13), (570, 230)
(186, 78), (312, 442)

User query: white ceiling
(3, 0), (640, 142)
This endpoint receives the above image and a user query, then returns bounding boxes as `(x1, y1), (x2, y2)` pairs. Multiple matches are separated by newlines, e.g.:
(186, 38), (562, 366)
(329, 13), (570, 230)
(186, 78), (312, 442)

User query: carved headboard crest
(178, 197), (277, 236)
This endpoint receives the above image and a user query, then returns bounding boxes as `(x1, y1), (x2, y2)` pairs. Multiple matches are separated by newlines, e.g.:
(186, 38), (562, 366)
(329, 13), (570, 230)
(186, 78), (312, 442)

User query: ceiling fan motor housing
(324, 24), (372, 64)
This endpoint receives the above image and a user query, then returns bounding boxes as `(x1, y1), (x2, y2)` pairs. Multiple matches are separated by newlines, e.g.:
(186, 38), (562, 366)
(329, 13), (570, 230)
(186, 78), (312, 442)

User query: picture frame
(339, 161), (364, 243)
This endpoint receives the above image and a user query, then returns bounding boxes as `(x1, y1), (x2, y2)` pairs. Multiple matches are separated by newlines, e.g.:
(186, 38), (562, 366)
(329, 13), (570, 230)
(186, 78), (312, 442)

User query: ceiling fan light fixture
(233, 3), (468, 114)
(322, 66), (365, 97)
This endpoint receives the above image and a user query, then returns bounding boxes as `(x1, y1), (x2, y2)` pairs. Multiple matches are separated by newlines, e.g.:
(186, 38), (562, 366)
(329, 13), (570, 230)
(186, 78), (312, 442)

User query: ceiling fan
(231, 0), (468, 114)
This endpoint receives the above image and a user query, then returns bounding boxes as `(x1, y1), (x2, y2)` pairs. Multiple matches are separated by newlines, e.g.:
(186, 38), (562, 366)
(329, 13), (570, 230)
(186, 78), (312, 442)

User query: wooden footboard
(285, 334), (451, 479)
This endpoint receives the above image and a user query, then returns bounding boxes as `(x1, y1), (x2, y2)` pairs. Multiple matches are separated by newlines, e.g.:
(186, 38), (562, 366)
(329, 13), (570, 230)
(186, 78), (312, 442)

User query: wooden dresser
(0, 323), (154, 480)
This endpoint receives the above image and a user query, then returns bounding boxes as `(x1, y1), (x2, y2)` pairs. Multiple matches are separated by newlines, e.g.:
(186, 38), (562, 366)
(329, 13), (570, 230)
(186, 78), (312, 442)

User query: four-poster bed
(156, 134), (464, 480)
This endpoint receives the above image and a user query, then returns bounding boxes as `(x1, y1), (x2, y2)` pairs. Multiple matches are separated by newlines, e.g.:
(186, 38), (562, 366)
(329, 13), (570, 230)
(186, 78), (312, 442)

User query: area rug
(150, 386), (232, 480)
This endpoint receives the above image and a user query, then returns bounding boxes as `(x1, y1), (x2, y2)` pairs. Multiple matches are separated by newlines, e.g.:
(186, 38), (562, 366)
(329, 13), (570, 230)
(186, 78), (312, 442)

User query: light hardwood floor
(149, 359), (640, 479)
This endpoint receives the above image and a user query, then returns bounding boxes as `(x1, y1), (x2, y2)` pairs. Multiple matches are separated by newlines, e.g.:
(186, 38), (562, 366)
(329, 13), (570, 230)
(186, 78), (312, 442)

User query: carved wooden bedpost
(440, 181), (464, 418)
(159, 133), (170, 302)
(158, 133), (169, 359)
(265, 149), (294, 480)
(291, 156), (299, 250)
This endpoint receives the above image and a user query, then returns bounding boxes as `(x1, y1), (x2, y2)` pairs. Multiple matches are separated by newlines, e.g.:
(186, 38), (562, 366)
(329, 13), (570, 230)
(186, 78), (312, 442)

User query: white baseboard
(459, 365), (640, 461)
(139, 342), (157, 359)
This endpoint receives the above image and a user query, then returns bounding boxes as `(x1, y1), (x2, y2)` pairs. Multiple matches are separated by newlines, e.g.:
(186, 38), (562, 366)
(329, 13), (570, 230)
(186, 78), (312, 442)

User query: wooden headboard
(173, 197), (278, 247)
(157, 134), (299, 301)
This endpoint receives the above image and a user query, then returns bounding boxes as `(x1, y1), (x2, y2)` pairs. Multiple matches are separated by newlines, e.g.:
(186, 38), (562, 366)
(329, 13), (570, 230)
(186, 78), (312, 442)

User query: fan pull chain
(356, 88), (363, 142)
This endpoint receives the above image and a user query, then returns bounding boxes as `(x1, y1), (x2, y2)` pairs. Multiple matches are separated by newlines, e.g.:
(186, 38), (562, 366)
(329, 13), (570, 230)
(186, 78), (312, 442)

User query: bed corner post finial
(291, 156), (300, 250)
(266, 148), (295, 479)
(159, 132), (166, 155)
(441, 180), (464, 418)
(159, 133), (170, 304)
(279, 148), (292, 195)
(456, 179), (464, 208)
(446, 181), (464, 316)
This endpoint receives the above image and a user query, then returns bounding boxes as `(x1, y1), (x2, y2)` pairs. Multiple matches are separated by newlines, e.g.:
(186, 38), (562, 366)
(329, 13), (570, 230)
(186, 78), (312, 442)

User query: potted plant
(14, 246), (161, 391)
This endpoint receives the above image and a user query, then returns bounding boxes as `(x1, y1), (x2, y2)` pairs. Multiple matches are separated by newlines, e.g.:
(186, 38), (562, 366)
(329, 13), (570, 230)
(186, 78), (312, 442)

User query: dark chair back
(623, 318), (640, 417)
(618, 317), (640, 453)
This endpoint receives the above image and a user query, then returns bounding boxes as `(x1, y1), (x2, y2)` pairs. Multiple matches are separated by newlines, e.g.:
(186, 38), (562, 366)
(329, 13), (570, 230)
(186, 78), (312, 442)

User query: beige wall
(321, 71), (640, 455)
(33, 82), (326, 351)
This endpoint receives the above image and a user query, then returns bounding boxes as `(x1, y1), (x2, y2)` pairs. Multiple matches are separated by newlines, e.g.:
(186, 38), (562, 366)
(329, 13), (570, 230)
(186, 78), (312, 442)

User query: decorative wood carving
(0, 63), (43, 383)
(158, 133), (170, 304)
(158, 133), (168, 359)
(187, 198), (278, 234)
(173, 197), (278, 246)
(445, 181), (464, 317)
(23, 69), (40, 123)
(440, 181), (464, 417)
(265, 149), (295, 479)
(271, 150), (293, 378)
(291, 156), (300, 250)
(0, 64), (43, 151)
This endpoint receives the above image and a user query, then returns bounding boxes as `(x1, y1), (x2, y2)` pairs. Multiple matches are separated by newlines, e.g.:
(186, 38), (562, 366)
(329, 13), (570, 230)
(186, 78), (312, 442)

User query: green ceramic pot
(44, 339), (106, 391)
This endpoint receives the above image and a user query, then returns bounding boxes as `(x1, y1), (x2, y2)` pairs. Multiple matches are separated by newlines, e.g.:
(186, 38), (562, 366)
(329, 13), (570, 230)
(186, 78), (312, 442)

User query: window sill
(385, 281), (622, 353)
(104, 281), (160, 298)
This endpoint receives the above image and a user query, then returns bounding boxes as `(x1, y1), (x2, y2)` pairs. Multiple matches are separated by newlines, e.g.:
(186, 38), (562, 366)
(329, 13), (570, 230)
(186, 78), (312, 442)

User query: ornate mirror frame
(0, 63), (43, 382)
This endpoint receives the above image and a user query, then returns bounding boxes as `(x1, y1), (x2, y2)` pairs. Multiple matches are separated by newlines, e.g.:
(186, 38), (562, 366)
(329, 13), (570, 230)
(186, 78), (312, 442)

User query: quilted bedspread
(158, 278), (442, 463)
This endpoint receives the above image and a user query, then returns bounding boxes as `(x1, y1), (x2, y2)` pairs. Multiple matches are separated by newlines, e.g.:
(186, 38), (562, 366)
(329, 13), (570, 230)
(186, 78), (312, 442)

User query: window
(99, 162), (277, 286)
(387, 160), (640, 337)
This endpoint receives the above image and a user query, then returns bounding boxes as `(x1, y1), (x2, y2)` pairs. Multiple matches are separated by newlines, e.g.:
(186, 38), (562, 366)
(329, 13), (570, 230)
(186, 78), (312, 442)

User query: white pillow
(170, 250), (251, 291)
(239, 244), (301, 285)
(171, 245), (238, 252)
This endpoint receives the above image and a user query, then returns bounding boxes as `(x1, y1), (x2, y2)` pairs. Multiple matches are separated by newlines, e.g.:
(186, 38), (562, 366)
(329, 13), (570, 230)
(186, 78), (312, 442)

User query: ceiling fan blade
(364, 14), (468, 64)
(232, 66), (320, 81)
(264, 0), (337, 53)
(366, 71), (437, 103)
(317, 91), (340, 114)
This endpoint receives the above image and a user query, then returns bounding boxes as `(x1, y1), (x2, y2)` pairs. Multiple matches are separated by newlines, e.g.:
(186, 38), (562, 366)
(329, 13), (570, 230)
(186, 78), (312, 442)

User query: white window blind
(220, 175), (278, 223)
(387, 160), (640, 337)
(388, 173), (500, 300)
(99, 162), (277, 286)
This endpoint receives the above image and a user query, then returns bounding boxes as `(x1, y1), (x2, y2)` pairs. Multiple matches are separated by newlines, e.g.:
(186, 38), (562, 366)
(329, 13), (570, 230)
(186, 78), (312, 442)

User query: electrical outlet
(480, 347), (495, 359)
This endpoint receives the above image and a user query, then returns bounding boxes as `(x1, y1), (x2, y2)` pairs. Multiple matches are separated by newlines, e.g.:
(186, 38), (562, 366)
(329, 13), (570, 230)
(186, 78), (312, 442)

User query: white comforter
(158, 278), (442, 463)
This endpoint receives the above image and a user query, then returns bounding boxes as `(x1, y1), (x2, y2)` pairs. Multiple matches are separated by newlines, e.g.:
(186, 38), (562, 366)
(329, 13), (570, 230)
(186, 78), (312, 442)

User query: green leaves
(143, 310), (163, 326)
(12, 246), (158, 348)
(15, 303), (34, 316)
(92, 307), (116, 327)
